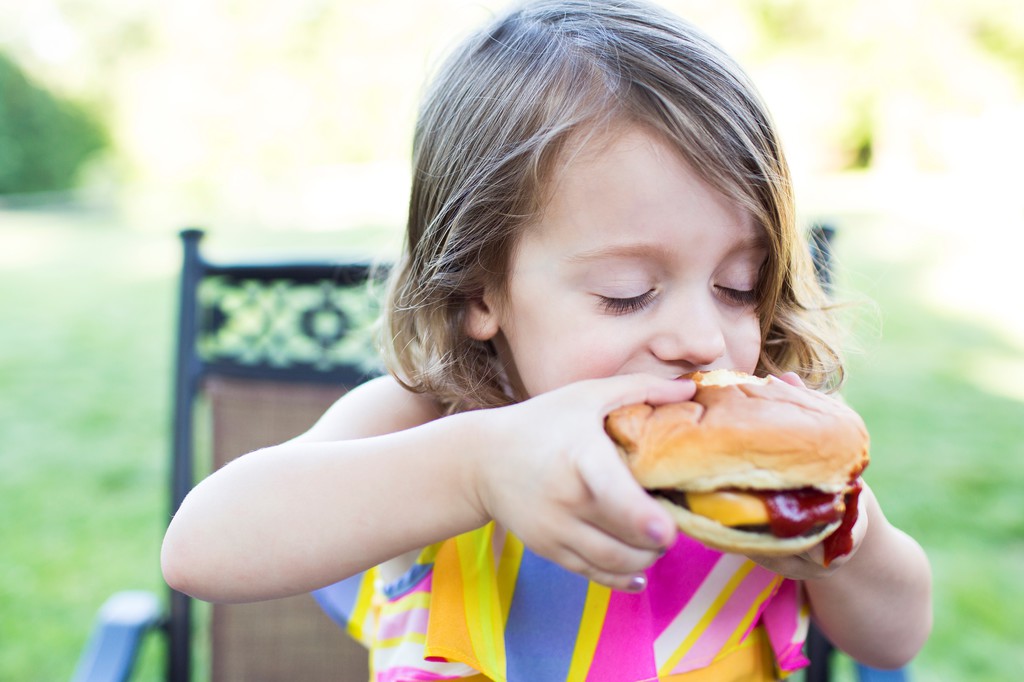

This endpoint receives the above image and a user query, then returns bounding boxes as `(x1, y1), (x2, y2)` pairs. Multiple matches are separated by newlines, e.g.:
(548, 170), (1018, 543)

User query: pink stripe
(584, 536), (720, 678)
(585, 588), (657, 680)
(761, 579), (810, 671)
(670, 566), (778, 672)
(648, 536), (724, 637)
(377, 607), (430, 641)
(404, 571), (433, 597)
(376, 667), (467, 682)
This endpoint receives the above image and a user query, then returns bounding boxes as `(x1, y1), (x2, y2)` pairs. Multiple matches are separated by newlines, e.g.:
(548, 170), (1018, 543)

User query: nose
(648, 296), (726, 370)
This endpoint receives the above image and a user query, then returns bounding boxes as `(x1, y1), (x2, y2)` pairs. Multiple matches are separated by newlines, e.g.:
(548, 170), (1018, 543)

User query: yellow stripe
(417, 542), (443, 566)
(496, 532), (524, 626)
(565, 583), (612, 682)
(664, 627), (775, 681)
(658, 561), (756, 675)
(347, 566), (378, 643)
(718, 575), (783, 653)
(457, 528), (507, 679)
(375, 630), (427, 649)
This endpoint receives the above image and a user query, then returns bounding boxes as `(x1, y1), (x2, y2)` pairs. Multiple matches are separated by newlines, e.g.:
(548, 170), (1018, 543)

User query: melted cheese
(686, 491), (770, 526)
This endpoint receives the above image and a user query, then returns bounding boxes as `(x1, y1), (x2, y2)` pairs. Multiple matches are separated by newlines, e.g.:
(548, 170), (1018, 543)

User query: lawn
(1, 202), (1022, 681)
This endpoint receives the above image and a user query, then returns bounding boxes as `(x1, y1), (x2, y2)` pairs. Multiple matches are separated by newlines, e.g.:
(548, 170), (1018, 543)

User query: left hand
(745, 372), (869, 580)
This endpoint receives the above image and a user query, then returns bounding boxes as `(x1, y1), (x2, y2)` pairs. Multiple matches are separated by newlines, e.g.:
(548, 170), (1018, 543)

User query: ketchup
(822, 479), (863, 566)
(762, 489), (843, 538)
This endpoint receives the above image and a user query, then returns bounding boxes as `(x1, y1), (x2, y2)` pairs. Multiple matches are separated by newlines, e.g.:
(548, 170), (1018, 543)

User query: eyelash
(716, 286), (758, 306)
(599, 286), (757, 314)
(599, 290), (657, 315)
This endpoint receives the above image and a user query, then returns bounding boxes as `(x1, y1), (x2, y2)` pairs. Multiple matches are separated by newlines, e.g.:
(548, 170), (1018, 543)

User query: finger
(558, 545), (652, 593)
(804, 544), (826, 566)
(584, 373), (696, 414)
(776, 371), (805, 388)
(748, 552), (830, 580)
(591, 569), (650, 593)
(576, 445), (676, 550)
(560, 519), (665, 575)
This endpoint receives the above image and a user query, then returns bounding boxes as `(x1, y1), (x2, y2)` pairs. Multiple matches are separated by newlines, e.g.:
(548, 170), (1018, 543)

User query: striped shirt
(315, 522), (809, 681)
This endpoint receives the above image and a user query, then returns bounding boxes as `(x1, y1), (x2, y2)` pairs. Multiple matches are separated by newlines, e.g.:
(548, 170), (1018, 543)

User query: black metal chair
(73, 229), (381, 681)
(72, 226), (908, 681)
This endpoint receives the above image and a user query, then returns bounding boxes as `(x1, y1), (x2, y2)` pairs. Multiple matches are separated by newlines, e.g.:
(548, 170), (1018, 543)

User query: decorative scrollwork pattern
(196, 275), (382, 377)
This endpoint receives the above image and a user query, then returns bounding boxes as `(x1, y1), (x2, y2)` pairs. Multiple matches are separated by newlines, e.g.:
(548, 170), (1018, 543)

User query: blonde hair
(382, 0), (843, 413)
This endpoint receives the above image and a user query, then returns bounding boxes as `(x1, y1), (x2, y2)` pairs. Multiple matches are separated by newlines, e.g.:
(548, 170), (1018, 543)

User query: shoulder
(294, 375), (444, 442)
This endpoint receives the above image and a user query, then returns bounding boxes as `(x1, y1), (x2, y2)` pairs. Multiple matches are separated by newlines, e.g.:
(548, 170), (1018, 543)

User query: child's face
(466, 124), (765, 399)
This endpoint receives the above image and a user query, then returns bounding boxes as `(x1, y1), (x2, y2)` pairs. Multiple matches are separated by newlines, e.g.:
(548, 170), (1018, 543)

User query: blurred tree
(2, 0), (1023, 222)
(739, 0), (1024, 174)
(972, 13), (1024, 88)
(0, 52), (107, 195)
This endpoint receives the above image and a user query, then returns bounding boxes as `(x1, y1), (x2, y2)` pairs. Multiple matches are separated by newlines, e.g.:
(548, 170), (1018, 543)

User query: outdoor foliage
(3, 0), (1022, 226)
(0, 52), (107, 195)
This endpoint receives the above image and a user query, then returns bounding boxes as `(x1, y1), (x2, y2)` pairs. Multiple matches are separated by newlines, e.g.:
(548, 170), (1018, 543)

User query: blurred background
(2, 0), (1022, 679)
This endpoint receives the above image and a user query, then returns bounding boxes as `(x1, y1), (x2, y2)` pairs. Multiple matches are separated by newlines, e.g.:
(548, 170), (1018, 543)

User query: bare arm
(161, 377), (486, 602)
(751, 483), (931, 669)
(803, 485), (932, 669)
(161, 374), (696, 603)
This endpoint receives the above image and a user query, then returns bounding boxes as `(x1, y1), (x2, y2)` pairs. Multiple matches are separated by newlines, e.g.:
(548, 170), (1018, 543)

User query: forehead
(524, 124), (763, 259)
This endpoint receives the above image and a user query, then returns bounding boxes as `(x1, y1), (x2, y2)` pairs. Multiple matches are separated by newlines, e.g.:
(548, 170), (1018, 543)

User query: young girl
(162, 0), (932, 679)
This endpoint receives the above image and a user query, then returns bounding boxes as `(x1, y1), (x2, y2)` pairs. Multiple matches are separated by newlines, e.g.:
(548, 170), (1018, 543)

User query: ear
(464, 292), (500, 341)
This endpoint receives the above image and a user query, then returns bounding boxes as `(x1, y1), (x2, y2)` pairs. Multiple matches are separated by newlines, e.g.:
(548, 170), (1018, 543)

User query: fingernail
(646, 519), (667, 544)
(627, 574), (647, 592)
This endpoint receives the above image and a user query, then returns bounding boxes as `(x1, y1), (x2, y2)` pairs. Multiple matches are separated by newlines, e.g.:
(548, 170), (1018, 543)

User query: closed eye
(716, 286), (757, 306)
(599, 289), (657, 315)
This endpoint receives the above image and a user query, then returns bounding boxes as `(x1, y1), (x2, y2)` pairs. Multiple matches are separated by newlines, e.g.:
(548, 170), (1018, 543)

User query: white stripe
(792, 604), (810, 645)
(652, 553), (747, 668)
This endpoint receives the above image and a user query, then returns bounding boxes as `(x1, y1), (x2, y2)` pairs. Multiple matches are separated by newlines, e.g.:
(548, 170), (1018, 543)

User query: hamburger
(605, 370), (868, 561)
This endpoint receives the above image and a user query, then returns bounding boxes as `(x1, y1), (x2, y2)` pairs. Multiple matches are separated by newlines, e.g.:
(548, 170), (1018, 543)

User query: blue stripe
(312, 572), (365, 629)
(504, 549), (588, 680)
(382, 562), (433, 600)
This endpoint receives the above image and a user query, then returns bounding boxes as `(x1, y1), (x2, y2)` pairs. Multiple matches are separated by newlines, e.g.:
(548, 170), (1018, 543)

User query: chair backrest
(168, 229), (379, 682)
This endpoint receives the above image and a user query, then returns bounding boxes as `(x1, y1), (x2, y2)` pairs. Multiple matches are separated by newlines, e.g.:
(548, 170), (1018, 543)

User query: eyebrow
(565, 233), (769, 264)
(565, 242), (666, 263)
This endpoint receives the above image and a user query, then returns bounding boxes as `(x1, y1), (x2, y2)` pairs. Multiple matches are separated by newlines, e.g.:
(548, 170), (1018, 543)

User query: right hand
(466, 374), (695, 592)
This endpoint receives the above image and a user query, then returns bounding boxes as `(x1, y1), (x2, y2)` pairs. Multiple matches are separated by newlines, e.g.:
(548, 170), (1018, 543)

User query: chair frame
(168, 228), (377, 681)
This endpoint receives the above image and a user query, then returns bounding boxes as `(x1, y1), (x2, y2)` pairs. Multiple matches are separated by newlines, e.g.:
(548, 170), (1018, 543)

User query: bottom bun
(658, 498), (840, 556)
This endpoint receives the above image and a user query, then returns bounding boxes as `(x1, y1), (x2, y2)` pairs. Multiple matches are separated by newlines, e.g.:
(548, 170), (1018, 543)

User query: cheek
(742, 322), (764, 372)
(520, 331), (614, 391)
(515, 332), (623, 396)
(727, 314), (764, 374)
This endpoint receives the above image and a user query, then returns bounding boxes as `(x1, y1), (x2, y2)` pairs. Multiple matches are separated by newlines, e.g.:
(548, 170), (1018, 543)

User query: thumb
(776, 372), (805, 388)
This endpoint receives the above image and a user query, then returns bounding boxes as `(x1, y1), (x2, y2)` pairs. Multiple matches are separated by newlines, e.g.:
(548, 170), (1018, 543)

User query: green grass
(2, 207), (1022, 680)
(832, 223), (1024, 681)
(1, 214), (174, 680)
(0, 211), (394, 681)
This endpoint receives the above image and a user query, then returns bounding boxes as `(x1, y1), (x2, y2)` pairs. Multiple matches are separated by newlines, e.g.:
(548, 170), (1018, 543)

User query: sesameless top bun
(606, 370), (870, 494)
